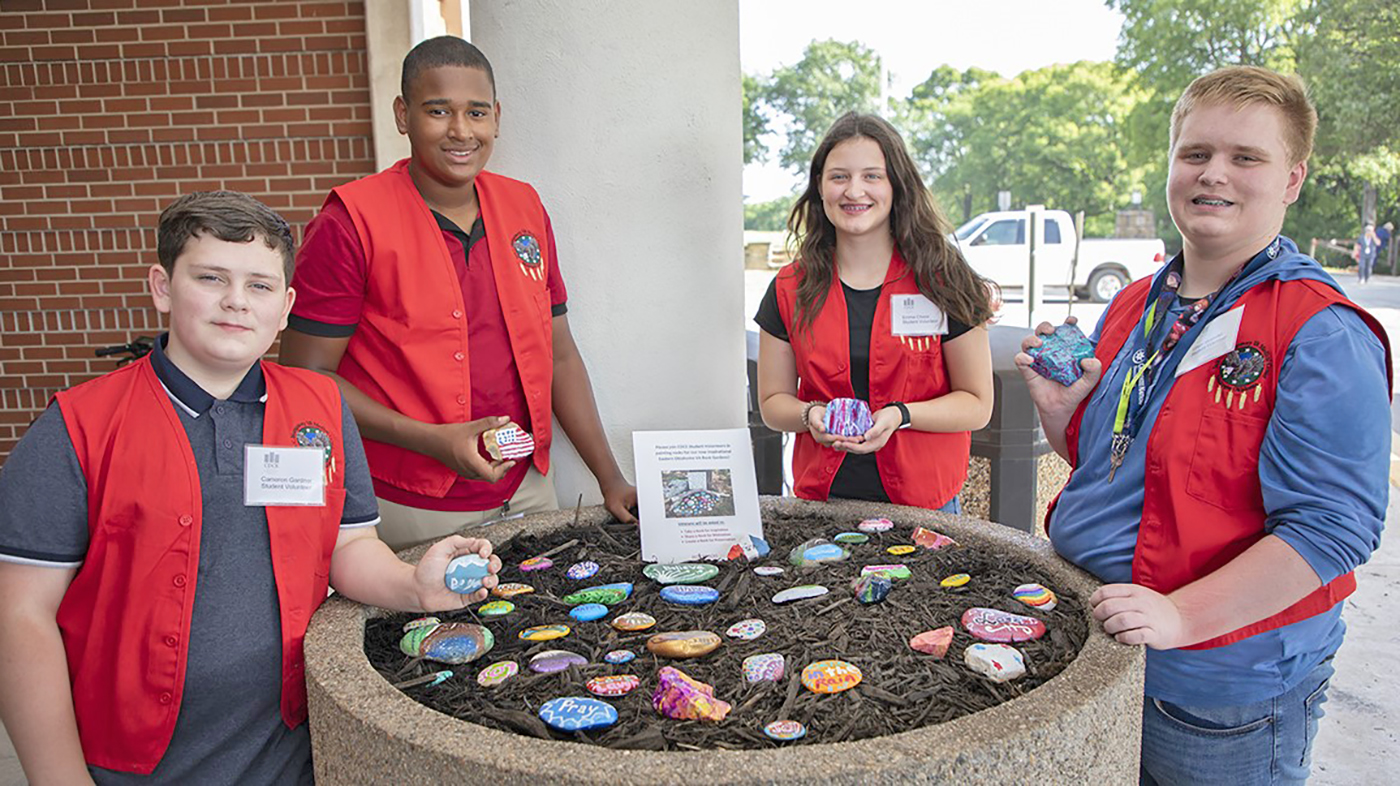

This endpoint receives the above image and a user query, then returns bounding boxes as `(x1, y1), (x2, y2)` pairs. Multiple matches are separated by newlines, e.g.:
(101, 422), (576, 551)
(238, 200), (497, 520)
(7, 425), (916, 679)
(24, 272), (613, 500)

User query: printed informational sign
(634, 429), (764, 563)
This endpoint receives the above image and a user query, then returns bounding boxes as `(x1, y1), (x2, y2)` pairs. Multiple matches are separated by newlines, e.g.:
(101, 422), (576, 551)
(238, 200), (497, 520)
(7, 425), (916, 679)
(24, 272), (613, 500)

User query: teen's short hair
(156, 191), (296, 283)
(1170, 66), (1317, 166)
(401, 35), (496, 101)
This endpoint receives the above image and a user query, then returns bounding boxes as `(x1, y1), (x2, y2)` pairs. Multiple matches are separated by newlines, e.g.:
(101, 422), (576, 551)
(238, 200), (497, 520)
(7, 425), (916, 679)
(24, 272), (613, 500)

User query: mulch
(364, 506), (1088, 750)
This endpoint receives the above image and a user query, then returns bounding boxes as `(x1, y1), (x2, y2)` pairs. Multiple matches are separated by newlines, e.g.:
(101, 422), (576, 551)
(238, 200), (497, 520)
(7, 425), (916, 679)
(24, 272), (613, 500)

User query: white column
(470, 0), (746, 510)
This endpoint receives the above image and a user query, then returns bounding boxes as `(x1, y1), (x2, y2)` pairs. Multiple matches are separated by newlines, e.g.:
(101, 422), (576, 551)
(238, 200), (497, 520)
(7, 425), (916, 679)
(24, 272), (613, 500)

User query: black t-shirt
(754, 277), (973, 501)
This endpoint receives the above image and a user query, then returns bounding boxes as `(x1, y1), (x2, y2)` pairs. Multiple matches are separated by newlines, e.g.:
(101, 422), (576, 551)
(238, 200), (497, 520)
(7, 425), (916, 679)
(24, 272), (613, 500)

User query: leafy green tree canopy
(758, 39), (884, 173)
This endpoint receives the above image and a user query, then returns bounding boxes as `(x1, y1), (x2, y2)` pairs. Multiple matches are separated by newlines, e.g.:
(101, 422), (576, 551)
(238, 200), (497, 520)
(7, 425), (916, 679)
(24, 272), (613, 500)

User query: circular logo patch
(512, 231), (543, 267)
(1214, 342), (1269, 391)
(293, 421), (333, 464)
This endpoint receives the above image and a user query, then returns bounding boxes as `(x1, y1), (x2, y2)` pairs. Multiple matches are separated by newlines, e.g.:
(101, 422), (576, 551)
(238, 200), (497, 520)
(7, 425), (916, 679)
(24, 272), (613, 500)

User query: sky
(740, 0), (1127, 200)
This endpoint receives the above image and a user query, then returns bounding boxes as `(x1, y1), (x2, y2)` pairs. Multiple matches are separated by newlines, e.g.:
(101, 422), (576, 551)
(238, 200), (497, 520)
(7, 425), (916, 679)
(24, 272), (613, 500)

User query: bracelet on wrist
(800, 400), (825, 430)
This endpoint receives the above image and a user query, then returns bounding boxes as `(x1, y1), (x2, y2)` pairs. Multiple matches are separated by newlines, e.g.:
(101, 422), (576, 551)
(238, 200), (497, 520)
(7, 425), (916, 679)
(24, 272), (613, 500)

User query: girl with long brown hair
(755, 112), (994, 511)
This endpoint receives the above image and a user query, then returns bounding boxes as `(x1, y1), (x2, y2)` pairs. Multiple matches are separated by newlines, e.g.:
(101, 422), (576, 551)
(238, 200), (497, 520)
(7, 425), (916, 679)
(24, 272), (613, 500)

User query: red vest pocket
(1185, 409), (1268, 511)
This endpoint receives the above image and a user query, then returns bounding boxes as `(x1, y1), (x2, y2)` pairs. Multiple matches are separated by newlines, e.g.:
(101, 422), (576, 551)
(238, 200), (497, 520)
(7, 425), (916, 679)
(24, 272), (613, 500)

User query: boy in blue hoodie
(1017, 66), (1390, 783)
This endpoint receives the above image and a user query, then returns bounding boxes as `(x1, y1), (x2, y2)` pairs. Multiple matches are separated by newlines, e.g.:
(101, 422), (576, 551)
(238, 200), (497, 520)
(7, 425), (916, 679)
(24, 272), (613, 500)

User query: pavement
(1, 272), (1396, 783)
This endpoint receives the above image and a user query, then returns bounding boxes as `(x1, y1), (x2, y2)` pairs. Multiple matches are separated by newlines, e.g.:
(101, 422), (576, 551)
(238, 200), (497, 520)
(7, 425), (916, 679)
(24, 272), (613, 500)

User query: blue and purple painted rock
(566, 560), (600, 580)
(604, 649), (636, 665)
(742, 652), (785, 683)
(1026, 322), (1095, 386)
(659, 584), (720, 606)
(569, 603), (609, 622)
(823, 397), (875, 437)
(399, 621), (494, 665)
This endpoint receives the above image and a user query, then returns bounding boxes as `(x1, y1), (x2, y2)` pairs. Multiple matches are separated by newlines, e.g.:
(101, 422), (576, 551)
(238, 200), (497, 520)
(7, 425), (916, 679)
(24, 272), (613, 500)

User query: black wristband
(889, 401), (912, 429)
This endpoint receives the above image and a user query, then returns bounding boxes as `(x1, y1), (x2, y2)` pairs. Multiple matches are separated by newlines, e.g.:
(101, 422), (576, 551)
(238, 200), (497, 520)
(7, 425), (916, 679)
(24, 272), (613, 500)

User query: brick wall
(0, 0), (376, 464)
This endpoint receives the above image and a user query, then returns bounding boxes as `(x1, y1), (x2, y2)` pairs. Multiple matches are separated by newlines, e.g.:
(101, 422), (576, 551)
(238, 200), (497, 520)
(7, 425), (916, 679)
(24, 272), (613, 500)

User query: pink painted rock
(651, 666), (731, 722)
(909, 626), (955, 658)
(912, 526), (958, 551)
(960, 607), (1047, 643)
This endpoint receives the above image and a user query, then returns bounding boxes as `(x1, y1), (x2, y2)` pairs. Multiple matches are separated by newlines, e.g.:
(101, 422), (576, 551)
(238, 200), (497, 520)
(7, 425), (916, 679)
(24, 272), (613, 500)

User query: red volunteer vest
(332, 160), (554, 497)
(775, 252), (970, 509)
(54, 358), (346, 773)
(1055, 275), (1391, 649)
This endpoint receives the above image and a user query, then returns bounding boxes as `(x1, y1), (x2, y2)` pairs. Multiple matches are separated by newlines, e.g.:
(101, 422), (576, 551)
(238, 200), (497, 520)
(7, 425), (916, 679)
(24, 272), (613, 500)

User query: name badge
(244, 445), (326, 506)
(890, 293), (947, 337)
(1176, 305), (1244, 377)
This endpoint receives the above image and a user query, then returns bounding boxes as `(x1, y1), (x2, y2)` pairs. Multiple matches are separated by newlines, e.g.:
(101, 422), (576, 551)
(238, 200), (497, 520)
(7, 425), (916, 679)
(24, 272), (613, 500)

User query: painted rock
(960, 607), (1047, 643)
(660, 585), (720, 606)
(912, 527), (958, 551)
(861, 564), (911, 580)
(563, 582), (634, 606)
(1025, 321), (1095, 386)
(402, 616), (440, 632)
(476, 660), (518, 687)
(764, 719), (807, 741)
(940, 573), (971, 588)
(444, 553), (491, 594)
(477, 600), (515, 617)
(851, 574), (893, 604)
(399, 622), (494, 665)
(646, 630), (722, 659)
(742, 652), (786, 683)
(483, 421), (535, 461)
(566, 560), (600, 580)
(857, 517), (894, 533)
(887, 545), (916, 556)
(519, 556), (553, 572)
(643, 562), (720, 585)
(610, 611), (657, 632)
(492, 582), (534, 598)
(569, 603), (608, 622)
(604, 649), (636, 665)
(772, 585), (829, 604)
(964, 643), (1027, 682)
(725, 618), (767, 640)
(726, 543), (745, 561)
(652, 666), (731, 722)
(519, 624), (571, 642)
(789, 538), (848, 567)
(833, 531), (870, 545)
(587, 674), (641, 697)
(753, 566), (785, 577)
(750, 535), (771, 557)
(910, 626), (955, 658)
(1012, 582), (1058, 611)
(801, 659), (863, 694)
(823, 397), (875, 437)
(528, 650), (588, 674)
(538, 696), (618, 732)
(668, 489), (727, 517)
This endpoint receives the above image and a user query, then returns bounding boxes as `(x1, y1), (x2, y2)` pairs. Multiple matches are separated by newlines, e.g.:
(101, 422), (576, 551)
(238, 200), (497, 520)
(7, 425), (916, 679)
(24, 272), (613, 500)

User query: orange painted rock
(909, 626), (955, 658)
(800, 659), (863, 693)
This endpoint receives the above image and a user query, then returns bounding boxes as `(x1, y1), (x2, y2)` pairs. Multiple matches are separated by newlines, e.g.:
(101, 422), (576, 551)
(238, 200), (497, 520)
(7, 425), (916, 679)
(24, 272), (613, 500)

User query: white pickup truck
(953, 209), (1166, 302)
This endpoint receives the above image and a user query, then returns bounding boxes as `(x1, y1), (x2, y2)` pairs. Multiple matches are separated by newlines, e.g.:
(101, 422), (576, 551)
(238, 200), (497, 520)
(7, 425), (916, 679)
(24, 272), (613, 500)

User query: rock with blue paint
(851, 574), (893, 604)
(660, 584), (720, 606)
(399, 621), (494, 665)
(538, 696), (619, 732)
(444, 553), (492, 595)
(569, 603), (608, 622)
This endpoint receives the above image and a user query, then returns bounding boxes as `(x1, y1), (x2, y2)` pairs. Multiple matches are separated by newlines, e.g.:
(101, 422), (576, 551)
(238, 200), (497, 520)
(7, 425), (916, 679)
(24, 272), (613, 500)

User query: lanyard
(1106, 259), (1244, 481)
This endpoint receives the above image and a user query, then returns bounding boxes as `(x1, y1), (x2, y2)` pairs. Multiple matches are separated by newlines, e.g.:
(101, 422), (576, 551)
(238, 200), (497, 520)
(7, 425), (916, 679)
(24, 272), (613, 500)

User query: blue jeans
(937, 496), (961, 514)
(1140, 658), (1334, 785)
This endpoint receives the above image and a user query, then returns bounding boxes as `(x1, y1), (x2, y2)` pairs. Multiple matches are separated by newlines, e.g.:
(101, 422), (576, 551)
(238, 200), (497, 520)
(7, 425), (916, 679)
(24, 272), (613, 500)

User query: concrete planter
(306, 497), (1144, 784)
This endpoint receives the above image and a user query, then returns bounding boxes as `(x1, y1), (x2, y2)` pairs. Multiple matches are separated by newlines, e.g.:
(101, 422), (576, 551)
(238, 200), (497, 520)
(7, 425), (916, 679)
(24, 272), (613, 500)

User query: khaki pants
(375, 467), (559, 552)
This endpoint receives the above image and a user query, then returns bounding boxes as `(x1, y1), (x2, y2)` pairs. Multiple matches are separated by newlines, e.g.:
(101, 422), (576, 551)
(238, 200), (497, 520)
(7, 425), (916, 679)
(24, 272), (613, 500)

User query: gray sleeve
(338, 396), (381, 528)
(0, 404), (89, 565)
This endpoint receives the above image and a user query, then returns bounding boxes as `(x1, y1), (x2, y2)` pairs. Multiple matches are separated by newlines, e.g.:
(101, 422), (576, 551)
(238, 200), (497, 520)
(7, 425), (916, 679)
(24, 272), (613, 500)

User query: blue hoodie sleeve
(1261, 304), (1389, 583)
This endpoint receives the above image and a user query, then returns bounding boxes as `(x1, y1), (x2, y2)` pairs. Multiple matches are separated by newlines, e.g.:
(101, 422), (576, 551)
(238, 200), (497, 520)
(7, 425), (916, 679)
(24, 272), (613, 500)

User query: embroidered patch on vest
(512, 231), (544, 281)
(293, 420), (336, 483)
(1206, 342), (1270, 410)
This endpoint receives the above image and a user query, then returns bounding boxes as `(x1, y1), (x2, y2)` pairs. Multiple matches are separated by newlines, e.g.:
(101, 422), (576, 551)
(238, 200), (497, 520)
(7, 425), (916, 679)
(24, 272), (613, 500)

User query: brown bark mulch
(363, 507), (1088, 750)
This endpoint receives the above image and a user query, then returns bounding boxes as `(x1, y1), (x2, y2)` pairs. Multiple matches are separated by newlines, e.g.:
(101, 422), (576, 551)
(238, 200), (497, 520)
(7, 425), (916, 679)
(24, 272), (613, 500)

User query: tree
(742, 73), (769, 166)
(758, 39), (883, 173)
(901, 61), (1147, 235)
(744, 194), (796, 231)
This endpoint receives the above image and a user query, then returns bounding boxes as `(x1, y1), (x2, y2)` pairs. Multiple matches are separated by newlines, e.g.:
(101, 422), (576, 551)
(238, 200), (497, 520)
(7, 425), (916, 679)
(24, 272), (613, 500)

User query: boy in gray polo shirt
(0, 191), (501, 784)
